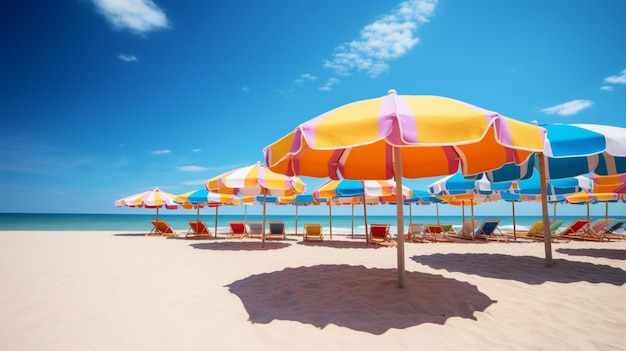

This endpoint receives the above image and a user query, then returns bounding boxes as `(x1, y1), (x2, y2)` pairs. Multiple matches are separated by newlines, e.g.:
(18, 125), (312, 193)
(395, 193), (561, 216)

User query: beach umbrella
(567, 191), (620, 221)
(175, 190), (241, 236)
(264, 90), (546, 287)
(114, 187), (180, 230)
(206, 162), (306, 246)
(404, 190), (439, 226)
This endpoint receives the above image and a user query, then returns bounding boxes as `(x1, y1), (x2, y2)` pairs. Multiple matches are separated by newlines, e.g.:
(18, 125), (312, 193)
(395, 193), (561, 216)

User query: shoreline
(1, 230), (624, 350)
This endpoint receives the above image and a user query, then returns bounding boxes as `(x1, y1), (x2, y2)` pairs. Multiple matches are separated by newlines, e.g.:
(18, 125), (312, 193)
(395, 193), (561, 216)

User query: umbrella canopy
(115, 187), (180, 230)
(264, 90), (546, 288)
(175, 189), (241, 236)
(206, 162), (306, 246)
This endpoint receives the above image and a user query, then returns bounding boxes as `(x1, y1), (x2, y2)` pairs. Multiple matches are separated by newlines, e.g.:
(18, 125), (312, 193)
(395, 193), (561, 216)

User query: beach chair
(474, 219), (508, 242)
(558, 219), (590, 239)
(522, 219), (569, 242)
(267, 221), (286, 240)
(303, 223), (323, 242)
(424, 224), (453, 243)
(440, 223), (457, 235)
(579, 218), (615, 241)
(369, 223), (396, 247)
(186, 220), (213, 239)
(227, 221), (248, 239)
(604, 220), (626, 240)
(406, 223), (429, 243)
(455, 220), (479, 240)
(247, 221), (264, 239)
(149, 219), (178, 237)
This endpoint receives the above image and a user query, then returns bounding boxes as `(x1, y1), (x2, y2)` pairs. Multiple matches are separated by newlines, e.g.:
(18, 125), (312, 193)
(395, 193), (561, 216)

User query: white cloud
(151, 149), (171, 155)
(177, 165), (207, 172)
(604, 69), (626, 84)
(324, 0), (437, 78)
(241, 86), (250, 92)
(191, 148), (201, 152)
(93, 0), (169, 34)
(540, 100), (593, 116)
(117, 54), (138, 62)
(600, 86), (613, 92)
(182, 179), (208, 186)
(294, 73), (318, 85)
(318, 77), (340, 92)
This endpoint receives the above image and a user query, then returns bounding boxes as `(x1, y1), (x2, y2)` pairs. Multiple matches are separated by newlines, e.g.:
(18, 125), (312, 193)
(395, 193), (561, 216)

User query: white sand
(0, 230), (624, 351)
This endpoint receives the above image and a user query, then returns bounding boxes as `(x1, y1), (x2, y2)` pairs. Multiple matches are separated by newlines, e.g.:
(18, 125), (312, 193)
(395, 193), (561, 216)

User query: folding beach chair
(455, 220), (479, 240)
(559, 219), (591, 239)
(186, 220), (213, 239)
(369, 223), (396, 246)
(303, 224), (323, 242)
(579, 218), (615, 241)
(406, 224), (429, 243)
(604, 220), (626, 240)
(267, 221), (286, 240)
(247, 221), (264, 239)
(149, 219), (179, 237)
(475, 219), (508, 242)
(424, 224), (453, 242)
(227, 222), (248, 239)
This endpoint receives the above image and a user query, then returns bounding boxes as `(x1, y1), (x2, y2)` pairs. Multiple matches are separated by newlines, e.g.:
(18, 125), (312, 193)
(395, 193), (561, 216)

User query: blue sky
(1, 0), (625, 217)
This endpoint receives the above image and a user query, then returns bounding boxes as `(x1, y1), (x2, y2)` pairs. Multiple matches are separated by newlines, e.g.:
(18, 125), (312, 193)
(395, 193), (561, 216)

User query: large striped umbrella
(567, 191), (620, 221)
(114, 187), (180, 230)
(264, 90), (546, 287)
(206, 162), (306, 246)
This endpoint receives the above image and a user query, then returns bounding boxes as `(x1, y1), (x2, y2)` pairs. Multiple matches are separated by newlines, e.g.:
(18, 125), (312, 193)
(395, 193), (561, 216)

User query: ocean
(1, 213), (624, 235)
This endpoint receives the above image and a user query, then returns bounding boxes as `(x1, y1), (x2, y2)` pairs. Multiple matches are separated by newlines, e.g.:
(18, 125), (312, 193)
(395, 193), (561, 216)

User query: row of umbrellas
(117, 90), (626, 288)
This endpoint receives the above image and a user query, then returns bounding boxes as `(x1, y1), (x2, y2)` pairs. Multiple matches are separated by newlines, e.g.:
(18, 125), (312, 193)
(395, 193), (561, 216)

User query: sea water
(1, 213), (623, 235)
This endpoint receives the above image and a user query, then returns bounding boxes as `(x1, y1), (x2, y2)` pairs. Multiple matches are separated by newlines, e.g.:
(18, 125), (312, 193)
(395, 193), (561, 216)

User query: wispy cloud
(117, 54), (138, 62)
(540, 100), (593, 116)
(241, 86), (250, 92)
(604, 69), (626, 84)
(182, 179), (208, 186)
(323, 0), (437, 78)
(92, 0), (169, 35)
(294, 73), (317, 85)
(600, 86), (613, 92)
(318, 77), (340, 92)
(177, 165), (207, 172)
(151, 149), (171, 155)
(191, 148), (201, 153)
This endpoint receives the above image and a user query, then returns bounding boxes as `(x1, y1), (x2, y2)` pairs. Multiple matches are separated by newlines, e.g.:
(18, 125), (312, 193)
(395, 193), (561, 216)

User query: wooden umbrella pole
(214, 206), (219, 238)
(351, 203), (355, 239)
(393, 146), (406, 289)
(538, 153), (553, 266)
(295, 204), (299, 235)
(512, 201), (517, 242)
(363, 200), (368, 243)
(329, 202), (333, 240)
(262, 192), (267, 248)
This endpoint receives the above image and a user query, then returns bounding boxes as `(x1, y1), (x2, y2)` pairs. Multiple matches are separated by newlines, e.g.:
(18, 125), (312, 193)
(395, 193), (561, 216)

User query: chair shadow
(226, 264), (495, 335)
(113, 233), (147, 237)
(411, 253), (626, 286)
(190, 241), (291, 251)
(296, 240), (381, 249)
(556, 248), (626, 260)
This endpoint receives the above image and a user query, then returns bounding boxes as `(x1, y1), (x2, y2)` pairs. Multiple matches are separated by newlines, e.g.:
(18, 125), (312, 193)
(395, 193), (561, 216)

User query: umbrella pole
(215, 206), (219, 238)
(328, 202), (333, 240)
(471, 200), (475, 239)
(586, 202), (590, 223)
(409, 202), (413, 227)
(553, 203), (557, 222)
(512, 201), (517, 242)
(262, 193), (267, 248)
(605, 201), (608, 219)
(436, 202), (440, 226)
(363, 200), (368, 243)
(351, 203), (355, 239)
(393, 146), (406, 289)
(295, 204), (299, 236)
(538, 153), (553, 267)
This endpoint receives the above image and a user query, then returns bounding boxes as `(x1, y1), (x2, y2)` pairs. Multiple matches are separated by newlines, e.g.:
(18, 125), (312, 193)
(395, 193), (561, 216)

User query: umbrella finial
(387, 89), (397, 95)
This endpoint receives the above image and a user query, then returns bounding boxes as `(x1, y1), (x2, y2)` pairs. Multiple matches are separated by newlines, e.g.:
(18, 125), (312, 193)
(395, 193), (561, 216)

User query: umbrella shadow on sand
(556, 248), (626, 260)
(412, 253), (626, 286)
(113, 233), (148, 237)
(296, 241), (383, 249)
(226, 264), (495, 335)
(190, 241), (291, 251)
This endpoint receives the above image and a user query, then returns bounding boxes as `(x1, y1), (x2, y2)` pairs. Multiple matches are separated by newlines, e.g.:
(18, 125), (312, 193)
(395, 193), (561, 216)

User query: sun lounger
(247, 221), (264, 239)
(577, 218), (616, 241)
(186, 220), (213, 239)
(424, 224), (453, 242)
(454, 220), (479, 240)
(406, 223), (430, 243)
(149, 219), (179, 237)
(559, 219), (591, 239)
(604, 220), (626, 240)
(474, 219), (508, 242)
(440, 224), (456, 235)
(369, 223), (396, 247)
(227, 221), (248, 239)
(267, 221), (286, 240)
(303, 223), (323, 242)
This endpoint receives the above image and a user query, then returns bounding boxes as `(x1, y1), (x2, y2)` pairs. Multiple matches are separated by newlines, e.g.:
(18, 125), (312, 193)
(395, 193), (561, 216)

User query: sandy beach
(0, 230), (624, 350)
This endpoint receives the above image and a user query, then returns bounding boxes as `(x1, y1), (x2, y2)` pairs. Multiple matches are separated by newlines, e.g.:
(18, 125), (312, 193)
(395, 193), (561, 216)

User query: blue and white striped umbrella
(484, 123), (626, 181)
